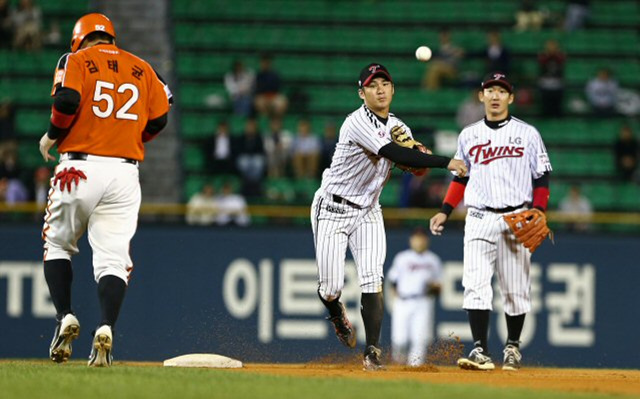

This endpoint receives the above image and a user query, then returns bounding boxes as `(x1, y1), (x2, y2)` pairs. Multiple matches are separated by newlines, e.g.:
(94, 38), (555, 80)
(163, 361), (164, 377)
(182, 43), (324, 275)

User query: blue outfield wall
(0, 224), (638, 368)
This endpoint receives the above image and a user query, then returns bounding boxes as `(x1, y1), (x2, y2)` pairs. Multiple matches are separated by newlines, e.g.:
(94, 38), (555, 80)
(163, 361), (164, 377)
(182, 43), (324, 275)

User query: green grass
(0, 361), (624, 399)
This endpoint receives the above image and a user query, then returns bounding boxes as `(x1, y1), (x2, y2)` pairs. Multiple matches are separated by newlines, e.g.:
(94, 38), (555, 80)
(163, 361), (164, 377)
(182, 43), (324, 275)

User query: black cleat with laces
(362, 345), (384, 371)
(326, 303), (356, 348)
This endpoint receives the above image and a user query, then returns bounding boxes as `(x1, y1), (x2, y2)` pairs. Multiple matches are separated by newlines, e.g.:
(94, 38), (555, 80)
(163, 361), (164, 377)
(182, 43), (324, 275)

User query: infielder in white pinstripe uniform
(388, 227), (442, 367)
(430, 73), (552, 371)
(311, 63), (467, 370)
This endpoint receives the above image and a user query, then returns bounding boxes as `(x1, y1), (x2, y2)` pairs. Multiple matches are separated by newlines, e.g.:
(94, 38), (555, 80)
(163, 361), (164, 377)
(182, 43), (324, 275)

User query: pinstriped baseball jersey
(320, 104), (414, 208)
(455, 116), (552, 209)
(388, 250), (442, 298)
(312, 104), (417, 302)
(456, 116), (551, 316)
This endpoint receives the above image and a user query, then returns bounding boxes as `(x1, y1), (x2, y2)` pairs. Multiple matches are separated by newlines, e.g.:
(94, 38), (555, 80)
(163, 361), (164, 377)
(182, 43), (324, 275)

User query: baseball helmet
(70, 13), (116, 53)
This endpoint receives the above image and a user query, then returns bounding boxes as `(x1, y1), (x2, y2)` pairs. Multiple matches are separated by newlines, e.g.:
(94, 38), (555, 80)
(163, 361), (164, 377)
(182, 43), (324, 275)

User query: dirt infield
(236, 363), (640, 397)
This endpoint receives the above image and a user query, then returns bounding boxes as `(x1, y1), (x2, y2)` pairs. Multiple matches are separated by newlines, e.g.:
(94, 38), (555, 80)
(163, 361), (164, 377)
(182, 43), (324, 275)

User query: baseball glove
(396, 144), (431, 176)
(503, 209), (552, 253)
(391, 125), (421, 149)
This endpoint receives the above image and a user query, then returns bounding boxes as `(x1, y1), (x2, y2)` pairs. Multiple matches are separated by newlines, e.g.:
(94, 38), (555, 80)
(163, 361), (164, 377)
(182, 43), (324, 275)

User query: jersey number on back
(92, 80), (139, 121)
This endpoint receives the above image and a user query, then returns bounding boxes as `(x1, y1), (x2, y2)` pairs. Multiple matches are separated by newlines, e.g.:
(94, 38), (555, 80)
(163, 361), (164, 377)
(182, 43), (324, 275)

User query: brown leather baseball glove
(391, 125), (421, 149)
(503, 209), (553, 253)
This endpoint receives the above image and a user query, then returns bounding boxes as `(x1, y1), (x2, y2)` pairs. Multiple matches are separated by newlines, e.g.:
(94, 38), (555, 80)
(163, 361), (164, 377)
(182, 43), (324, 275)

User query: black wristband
(440, 203), (454, 216)
(47, 122), (66, 140)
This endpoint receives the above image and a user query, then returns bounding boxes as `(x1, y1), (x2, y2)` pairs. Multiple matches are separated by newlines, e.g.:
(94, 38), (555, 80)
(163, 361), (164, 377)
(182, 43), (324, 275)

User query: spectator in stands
(558, 185), (593, 231)
(0, 139), (20, 180)
(0, 140), (27, 204)
(0, 0), (12, 48)
(585, 68), (619, 116)
(514, 0), (545, 31)
(537, 39), (566, 117)
(263, 117), (292, 178)
(0, 176), (28, 204)
(564, 0), (589, 32)
(291, 118), (320, 179)
(254, 54), (288, 118)
(206, 120), (235, 175)
(320, 122), (338, 173)
(32, 166), (49, 206)
(42, 19), (62, 47)
(482, 30), (510, 75)
(10, 0), (41, 50)
(0, 99), (15, 143)
(235, 117), (266, 197)
(456, 89), (485, 129)
(422, 29), (464, 90)
(224, 60), (255, 117)
(215, 181), (250, 226)
(185, 183), (218, 226)
(614, 124), (638, 182)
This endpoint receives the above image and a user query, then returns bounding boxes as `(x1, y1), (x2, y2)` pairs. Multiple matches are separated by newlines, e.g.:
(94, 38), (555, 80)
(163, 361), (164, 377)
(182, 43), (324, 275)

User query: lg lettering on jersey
(468, 139), (525, 165)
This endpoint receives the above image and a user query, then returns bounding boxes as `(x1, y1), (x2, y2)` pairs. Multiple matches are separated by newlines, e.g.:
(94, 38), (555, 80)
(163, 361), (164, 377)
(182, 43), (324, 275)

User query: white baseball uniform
(43, 154), (140, 283)
(311, 105), (415, 300)
(388, 248), (442, 366)
(455, 116), (552, 315)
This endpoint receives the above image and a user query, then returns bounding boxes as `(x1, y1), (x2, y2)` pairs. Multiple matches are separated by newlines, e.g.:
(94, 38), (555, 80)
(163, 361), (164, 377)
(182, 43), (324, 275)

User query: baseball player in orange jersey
(39, 13), (172, 367)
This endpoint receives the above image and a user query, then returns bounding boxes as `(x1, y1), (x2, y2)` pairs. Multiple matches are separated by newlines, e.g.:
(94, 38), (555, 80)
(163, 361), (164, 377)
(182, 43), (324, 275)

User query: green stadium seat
(182, 144), (206, 172)
(379, 179), (400, 207)
(18, 141), (47, 170)
(181, 113), (219, 139)
(183, 175), (208, 200)
(16, 110), (49, 137)
(293, 178), (319, 205)
(264, 178), (296, 204)
(617, 184), (640, 211)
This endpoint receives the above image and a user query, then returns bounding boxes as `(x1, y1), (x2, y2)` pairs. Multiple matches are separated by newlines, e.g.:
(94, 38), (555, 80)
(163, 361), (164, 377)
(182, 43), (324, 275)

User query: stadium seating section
(171, 0), (639, 212)
(3, 0), (639, 214)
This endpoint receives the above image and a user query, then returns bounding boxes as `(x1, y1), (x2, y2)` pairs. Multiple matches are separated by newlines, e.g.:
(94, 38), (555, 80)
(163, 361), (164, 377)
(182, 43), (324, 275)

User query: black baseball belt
(332, 194), (361, 209)
(398, 294), (427, 300)
(66, 152), (138, 165)
(484, 202), (527, 213)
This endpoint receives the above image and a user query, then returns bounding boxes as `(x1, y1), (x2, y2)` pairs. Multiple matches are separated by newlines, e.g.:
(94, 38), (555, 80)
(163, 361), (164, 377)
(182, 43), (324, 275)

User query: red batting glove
(54, 167), (87, 192)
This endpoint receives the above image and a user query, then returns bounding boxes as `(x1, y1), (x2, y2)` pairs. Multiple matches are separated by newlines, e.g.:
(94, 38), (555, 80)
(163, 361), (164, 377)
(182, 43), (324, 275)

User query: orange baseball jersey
(51, 44), (171, 161)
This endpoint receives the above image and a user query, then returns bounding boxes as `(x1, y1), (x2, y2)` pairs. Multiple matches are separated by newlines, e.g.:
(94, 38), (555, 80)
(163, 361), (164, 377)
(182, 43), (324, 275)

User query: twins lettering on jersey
(456, 117), (552, 210)
(468, 139), (525, 165)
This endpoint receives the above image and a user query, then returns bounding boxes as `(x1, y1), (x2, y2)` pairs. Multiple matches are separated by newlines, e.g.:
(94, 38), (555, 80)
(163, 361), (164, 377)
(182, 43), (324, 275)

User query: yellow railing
(2, 202), (640, 225)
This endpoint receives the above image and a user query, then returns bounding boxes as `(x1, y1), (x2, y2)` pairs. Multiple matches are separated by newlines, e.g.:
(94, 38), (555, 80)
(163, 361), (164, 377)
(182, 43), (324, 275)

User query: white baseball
(415, 46), (432, 62)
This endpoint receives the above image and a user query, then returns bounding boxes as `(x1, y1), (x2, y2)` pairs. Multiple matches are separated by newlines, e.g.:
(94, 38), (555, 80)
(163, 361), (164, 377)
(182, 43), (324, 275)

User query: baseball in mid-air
(415, 46), (432, 62)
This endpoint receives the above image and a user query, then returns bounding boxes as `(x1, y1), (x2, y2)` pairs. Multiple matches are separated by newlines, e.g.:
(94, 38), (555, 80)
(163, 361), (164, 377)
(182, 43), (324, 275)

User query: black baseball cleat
(502, 344), (522, 371)
(326, 303), (356, 348)
(457, 347), (495, 371)
(362, 345), (384, 371)
(88, 325), (113, 367)
(49, 313), (80, 363)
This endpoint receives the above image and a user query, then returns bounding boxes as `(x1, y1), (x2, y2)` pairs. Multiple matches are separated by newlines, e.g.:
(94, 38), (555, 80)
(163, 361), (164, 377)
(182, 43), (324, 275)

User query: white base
(163, 353), (243, 368)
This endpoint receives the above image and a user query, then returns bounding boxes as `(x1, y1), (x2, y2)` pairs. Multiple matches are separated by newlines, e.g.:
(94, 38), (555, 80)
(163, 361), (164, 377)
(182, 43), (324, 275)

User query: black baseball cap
(481, 72), (513, 93)
(411, 226), (428, 237)
(358, 63), (393, 88)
